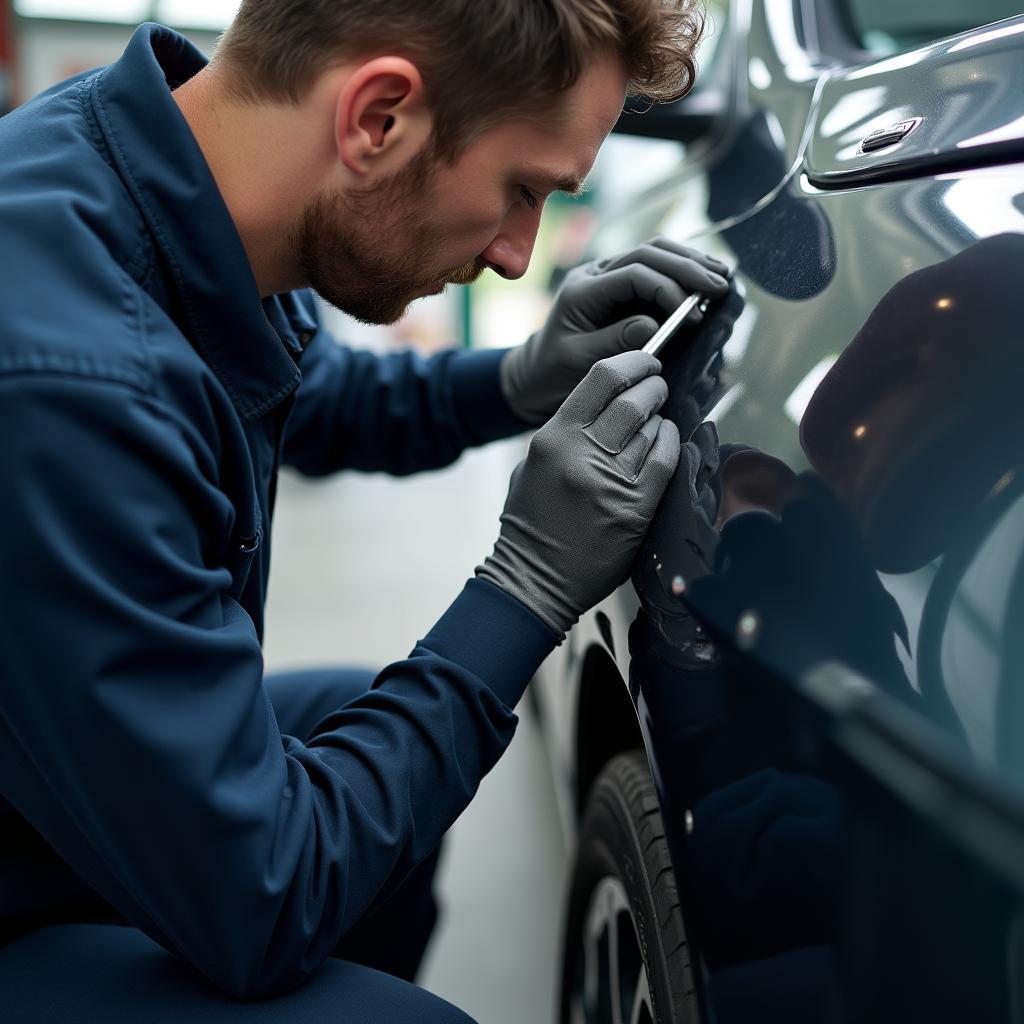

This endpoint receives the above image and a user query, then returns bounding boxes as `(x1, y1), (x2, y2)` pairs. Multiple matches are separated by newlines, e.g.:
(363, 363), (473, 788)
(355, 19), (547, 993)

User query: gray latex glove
(478, 350), (681, 638)
(500, 236), (730, 424)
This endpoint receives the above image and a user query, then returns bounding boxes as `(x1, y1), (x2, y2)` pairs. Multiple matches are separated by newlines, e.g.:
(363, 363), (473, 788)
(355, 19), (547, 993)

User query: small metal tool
(642, 292), (710, 358)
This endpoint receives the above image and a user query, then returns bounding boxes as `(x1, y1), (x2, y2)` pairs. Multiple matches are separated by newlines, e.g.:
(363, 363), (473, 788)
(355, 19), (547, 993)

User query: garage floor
(263, 438), (569, 1024)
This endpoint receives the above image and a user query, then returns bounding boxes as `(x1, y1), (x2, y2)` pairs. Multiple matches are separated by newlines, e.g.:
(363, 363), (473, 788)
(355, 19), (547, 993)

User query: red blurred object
(0, 0), (14, 114)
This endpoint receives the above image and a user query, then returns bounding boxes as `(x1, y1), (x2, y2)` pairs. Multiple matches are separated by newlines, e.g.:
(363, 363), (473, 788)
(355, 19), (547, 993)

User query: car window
(841, 0), (1024, 55)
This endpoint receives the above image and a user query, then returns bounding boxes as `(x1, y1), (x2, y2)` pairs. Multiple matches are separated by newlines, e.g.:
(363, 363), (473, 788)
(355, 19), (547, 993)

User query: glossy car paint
(534, 2), (1024, 1020)
(806, 18), (1024, 185)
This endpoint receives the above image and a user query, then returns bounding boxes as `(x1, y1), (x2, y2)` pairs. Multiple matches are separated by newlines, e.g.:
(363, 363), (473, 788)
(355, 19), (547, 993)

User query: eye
(518, 186), (540, 211)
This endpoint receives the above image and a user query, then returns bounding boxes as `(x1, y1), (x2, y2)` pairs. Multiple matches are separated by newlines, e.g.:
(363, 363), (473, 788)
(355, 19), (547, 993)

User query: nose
(480, 207), (542, 280)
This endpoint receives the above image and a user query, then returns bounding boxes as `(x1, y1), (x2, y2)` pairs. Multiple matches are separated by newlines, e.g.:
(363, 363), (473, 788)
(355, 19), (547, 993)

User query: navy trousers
(0, 667), (472, 1023)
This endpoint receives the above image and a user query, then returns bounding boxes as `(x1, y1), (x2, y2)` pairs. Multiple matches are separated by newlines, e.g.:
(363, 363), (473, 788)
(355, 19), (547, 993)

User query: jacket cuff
(448, 348), (532, 445)
(422, 578), (559, 709)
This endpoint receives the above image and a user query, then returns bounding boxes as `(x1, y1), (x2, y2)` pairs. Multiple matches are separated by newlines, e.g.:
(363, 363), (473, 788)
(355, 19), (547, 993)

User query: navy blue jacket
(0, 24), (557, 996)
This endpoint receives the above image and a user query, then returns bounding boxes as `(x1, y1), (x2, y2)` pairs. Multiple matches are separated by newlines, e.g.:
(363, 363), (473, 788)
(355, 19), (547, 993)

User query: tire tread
(585, 751), (694, 1022)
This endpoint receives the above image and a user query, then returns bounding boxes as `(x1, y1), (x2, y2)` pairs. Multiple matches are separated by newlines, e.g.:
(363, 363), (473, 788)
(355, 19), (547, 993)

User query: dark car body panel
(536, 2), (1024, 1019)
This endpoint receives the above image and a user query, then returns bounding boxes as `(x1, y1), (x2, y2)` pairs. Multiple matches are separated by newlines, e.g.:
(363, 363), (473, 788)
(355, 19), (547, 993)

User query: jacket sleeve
(282, 310), (531, 478)
(0, 373), (556, 997)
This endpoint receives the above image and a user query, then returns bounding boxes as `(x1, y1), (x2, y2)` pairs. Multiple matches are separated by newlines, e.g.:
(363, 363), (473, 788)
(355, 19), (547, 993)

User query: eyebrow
(553, 174), (587, 198)
(526, 169), (587, 198)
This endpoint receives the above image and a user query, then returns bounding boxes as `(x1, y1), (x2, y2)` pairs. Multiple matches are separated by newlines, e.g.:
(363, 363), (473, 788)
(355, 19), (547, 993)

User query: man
(0, 1), (728, 1019)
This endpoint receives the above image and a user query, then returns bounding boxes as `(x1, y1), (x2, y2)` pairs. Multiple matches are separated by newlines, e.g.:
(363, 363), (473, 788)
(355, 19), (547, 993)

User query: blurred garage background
(1, 4), (693, 1019)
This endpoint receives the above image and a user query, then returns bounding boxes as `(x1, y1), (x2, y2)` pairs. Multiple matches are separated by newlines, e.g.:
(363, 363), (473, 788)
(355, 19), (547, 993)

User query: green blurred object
(460, 283), (472, 348)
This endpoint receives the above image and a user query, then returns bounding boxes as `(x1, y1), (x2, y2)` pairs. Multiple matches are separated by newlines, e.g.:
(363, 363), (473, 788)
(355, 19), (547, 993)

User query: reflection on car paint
(808, 15), (1024, 185)
(625, 172), (1024, 1017)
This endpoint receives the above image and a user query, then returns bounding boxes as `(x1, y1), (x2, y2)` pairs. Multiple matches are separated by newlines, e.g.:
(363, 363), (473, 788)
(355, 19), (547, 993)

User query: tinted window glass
(843, 0), (1024, 54)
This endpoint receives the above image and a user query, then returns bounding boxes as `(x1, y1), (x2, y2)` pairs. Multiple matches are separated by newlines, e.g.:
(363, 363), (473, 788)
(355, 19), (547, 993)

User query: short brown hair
(216, 0), (706, 158)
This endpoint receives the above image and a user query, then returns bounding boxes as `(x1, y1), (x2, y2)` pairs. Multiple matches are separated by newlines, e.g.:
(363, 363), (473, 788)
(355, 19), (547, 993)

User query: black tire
(559, 751), (697, 1024)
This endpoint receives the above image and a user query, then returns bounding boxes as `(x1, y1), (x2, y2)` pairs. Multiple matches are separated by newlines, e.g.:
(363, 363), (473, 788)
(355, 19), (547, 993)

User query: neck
(172, 67), (328, 297)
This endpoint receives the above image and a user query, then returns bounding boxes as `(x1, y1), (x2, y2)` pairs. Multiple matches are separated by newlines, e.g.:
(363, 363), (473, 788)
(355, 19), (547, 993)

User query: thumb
(622, 316), (660, 351)
(583, 316), (659, 359)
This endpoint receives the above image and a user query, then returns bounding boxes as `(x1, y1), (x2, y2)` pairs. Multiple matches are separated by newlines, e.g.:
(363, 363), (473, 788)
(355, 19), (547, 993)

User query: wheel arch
(574, 643), (645, 819)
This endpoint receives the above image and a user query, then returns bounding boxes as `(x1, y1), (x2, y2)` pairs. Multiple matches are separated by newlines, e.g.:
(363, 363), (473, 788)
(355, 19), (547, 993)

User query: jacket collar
(91, 23), (309, 423)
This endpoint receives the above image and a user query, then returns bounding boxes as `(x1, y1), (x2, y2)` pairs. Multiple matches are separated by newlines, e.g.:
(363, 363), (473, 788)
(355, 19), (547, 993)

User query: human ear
(334, 57), (431, 177)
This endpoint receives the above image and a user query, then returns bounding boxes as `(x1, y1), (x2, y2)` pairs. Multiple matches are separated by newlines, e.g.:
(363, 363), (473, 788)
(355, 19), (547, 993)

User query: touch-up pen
(642, 292), (711, 358)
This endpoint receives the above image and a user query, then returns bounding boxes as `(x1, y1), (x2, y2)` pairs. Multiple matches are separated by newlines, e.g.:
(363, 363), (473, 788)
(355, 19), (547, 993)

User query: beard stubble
(294, 147), (484, 325)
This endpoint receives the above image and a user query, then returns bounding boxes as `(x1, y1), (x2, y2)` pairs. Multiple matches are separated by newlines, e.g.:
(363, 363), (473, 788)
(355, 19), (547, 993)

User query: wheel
(560, 751), (697, 1024)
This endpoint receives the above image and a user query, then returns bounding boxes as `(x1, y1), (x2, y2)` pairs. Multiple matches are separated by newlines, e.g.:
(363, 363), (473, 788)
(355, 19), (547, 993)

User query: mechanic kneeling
(0, 1), (730, 1020)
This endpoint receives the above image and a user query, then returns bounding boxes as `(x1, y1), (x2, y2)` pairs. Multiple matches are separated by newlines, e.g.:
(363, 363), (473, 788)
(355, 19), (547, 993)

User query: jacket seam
(52, 84), (154, 389)
(237, 376), (302, 423)
(76, 78), (154, 293)
(0, 357), (151, 392)
(121, 262), (154, 386)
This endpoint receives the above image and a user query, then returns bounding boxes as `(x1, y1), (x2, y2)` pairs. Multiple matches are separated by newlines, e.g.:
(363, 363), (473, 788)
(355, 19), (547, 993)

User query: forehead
(462, 51), (628, 188)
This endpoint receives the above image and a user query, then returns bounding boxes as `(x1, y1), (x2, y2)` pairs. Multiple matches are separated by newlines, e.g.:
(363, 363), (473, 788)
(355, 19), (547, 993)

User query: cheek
(464, 194), (509, 231)
(429, 182), (509, 247)
(438, 210), (506, 260)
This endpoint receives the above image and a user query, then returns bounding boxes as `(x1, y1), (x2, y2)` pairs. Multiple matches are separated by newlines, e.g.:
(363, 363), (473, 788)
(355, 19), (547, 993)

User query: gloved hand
(631, 421), (728, 660)
(686, 473), (916, 705)
(499, 237), (730, 424)
(478, 350), (681, 638)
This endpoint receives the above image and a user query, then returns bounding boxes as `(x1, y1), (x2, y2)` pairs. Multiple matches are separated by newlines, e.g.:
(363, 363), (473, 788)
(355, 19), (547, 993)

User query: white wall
(15, 16), (219, 101)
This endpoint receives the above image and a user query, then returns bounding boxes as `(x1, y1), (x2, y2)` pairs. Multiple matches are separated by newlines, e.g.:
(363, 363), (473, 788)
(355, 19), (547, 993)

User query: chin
(311, 287), (415, 327)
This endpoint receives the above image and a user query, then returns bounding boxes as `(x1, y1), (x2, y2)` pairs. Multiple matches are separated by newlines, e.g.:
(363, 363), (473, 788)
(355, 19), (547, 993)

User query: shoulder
(0, 75), (156, 389)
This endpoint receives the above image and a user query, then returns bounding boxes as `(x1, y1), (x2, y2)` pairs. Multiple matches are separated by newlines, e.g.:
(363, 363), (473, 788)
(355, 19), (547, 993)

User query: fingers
(647, 236), (731, 279)
(617, 414), (662, 479)
(678, 440), (712, 521)
(570, 315), (660, 364)
(637, 416), (681, 493)
(585, 374), (668, 453)
(605, 412), (681, 491)
(583, 263), (691, 320)
(560, 350), (662, 425)
(623, 315), (660, 349)
(599, 241), (730, 298)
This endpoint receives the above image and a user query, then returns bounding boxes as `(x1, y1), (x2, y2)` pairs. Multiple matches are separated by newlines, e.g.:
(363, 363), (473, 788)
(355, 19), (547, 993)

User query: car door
(562, 1), (1024, 1020)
